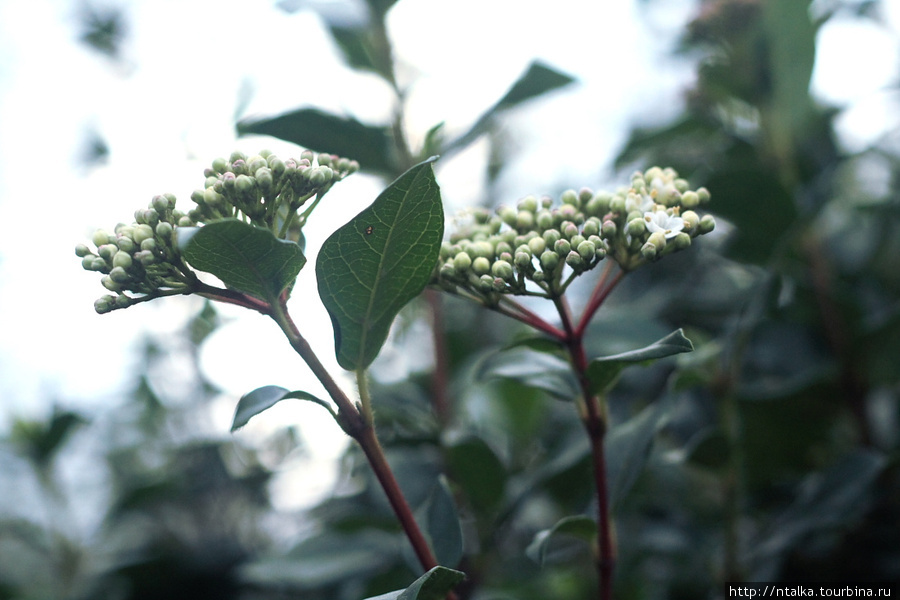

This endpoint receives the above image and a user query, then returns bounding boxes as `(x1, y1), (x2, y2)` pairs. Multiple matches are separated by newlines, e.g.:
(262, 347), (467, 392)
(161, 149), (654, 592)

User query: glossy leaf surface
(179, 220), (306, 302)
(586, 329), (693, 394)
(363, 566), (466, 600)
(231, 385), (331, 431)
(316, 158), (443, 371)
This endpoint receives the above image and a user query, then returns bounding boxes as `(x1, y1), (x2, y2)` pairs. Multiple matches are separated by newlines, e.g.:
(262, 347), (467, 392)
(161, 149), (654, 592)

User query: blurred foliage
(5, 0), (900, 598)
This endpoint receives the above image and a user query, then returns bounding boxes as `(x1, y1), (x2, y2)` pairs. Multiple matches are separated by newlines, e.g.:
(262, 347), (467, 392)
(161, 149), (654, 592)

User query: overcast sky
(0, 0), (898, 507)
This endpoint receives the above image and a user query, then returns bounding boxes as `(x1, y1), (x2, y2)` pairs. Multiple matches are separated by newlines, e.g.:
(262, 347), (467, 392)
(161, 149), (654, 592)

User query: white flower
(644, 210), (684, 239)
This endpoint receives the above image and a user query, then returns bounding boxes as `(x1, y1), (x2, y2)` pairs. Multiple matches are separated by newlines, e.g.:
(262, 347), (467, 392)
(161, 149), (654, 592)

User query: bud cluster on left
(76, 193), (197, 313)
(77, 149), (359, 314)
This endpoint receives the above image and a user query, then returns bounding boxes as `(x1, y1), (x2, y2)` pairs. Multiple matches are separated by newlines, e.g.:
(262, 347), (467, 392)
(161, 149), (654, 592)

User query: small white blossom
(644, 210), (684, 239)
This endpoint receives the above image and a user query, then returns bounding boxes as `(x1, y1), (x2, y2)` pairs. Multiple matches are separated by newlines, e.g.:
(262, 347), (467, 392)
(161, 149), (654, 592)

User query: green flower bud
(156, 222), (174, 238)
(681, 210), (700, 232)
(317, 153), (333, 166)
(540, 250), (559, 271)
(699, 214), (716, 234)
(516, 211), (535, 230)
(235, 174), (254, 194)
(565, 250), (584, 269)
(178, 216), (193, 227)
(114, 294), (131, 309)
(579, 187), (594, 206)
(595, 245), (607, 260)
(610, 195), (626, 213)
(536, 210), (554, 230)
(101, 275), (123, 292)
(626, 218), (646, 237)
(191, 190), (206, 205)
(98, 244), (117, 260)
(647, 231), (667, 249)
(601, 220), (617, 238)
(473, 256), (491, 275)
(515, 251), (532, 269)
(142, 209), (160, 227)
(641, 242), (657, 260)
(496, 241), (513, 256)
(136, 250), (156, 266)
(570, 234), (585, 248)
(674, 178), (690, 193)
(586, 192), (611, 217)
(268, 155), (286, 175)
(112, 251), (133, 270)
(559, 204), (578, 222)
(229, 150), (247, 164)
(543, 229), (561, 247)
(561, 189), (579, 206)
(528, 236), (546, 255)
(477, 274), (494, 292)
(347, 160), (360, 173)
(499, 251), (513, 263)
(577, 240), (595, 260)
(94, 297), (112, 314)
(697, 187), (711, 203)
(203, 188), (222, 206)
(454, 252), (473, 271)
(671, 232), (691, 250)
(518, 195), (538, 213)
(497, 205), (517, 226)
(554, 239), (571, 256)
(681, 190), (699, 208)
(492, 260), (514, 280)
(440, 242), (454, 260)
(81, 256), (95, 270)
(92, 229), (112, 247)
(212, 157), (228, 173)
(151, 195), (170, 213)
(109, 265), (130, 283)
(471, 241), (494, 259)
(140, 238), (156, 252)
(90, 257), (107, 271)
(440, 263), (457, 279)
(533, 270), (546, 283)
(582, 218), (600, 237)
(132, 224), (154, 244)
(75, 244), (92, 257)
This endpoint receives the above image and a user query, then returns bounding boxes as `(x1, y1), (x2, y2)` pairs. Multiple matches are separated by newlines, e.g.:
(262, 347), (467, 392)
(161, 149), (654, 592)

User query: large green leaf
(231, 385), (332, 431)
(526, 515), (596, 566)
(237, 107), (397, 175)
(179, 220), (306, 303)
(363, 566), (466, 600)
(414, 476), (463, 569)
(445, 61), (575, 154)
(446, 436), (507, 512)
(586, 329), (694, 394)
(605, 394), (676, 512)
(476, 346), (579, 402)
(316, 158), (443, 371)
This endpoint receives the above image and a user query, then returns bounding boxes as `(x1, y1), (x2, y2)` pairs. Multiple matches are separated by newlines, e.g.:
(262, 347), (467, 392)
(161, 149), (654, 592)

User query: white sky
(0, 0), (898, 508)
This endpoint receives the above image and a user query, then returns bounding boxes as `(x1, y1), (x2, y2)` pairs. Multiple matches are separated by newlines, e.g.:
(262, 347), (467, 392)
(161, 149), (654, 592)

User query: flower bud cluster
(77, 193), (196, 313)
(433, 167), (714, 301)
(78, 149), (359, 314)
(189, 149), (359, 239)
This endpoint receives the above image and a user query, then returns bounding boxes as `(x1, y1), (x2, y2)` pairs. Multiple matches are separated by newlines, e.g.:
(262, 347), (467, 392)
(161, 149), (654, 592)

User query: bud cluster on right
(433, 167), (715, 302)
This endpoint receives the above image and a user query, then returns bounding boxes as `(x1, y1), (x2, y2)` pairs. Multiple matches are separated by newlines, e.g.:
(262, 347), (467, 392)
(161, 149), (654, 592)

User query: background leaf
(363, 566), (466, 600)
(316, 158), (443, 371)
(444, 60), (575, 155)
(179, 220), (306, 302)
(237, 107), (397, 175)
(586, 329), (693, 394)
(414, 476), (463, 569)
(605, 394), (676, 512)
(526, 515), (596, 566)
(231, 385), (332, 431)
(476, 346), (579, 402)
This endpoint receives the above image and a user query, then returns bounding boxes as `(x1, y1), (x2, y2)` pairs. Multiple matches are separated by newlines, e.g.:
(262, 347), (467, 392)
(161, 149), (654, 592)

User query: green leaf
(415, 476), (463, 568)
(446, 436), (507, 511)
(363, 566), (466, 600)
(605, 394), (676, 512)
(526, 515), (596, 566)
(445, 60), (575, 154)
(476, 346), (579, 402)
(316, 158), (444, 371)
(179, 220), (306, 303)
(236, 107), (396, 175)
(586, 329), (694, 394)
(231, 385), (332, 432)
